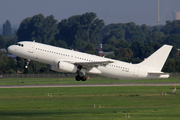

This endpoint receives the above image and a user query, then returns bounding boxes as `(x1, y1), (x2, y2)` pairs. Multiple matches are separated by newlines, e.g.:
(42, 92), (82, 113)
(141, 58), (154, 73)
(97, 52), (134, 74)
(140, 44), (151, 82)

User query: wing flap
(75, 60), (114, 69)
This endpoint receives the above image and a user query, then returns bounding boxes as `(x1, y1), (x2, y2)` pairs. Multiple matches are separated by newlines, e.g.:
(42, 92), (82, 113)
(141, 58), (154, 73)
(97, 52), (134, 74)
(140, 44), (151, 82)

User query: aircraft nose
(7, 45), (16, 54)
(7, 46), (11, 53)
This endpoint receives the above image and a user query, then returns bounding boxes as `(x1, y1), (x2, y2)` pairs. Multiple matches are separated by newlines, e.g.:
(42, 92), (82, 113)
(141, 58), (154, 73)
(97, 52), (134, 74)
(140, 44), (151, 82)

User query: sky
(1, 0), (180, 27)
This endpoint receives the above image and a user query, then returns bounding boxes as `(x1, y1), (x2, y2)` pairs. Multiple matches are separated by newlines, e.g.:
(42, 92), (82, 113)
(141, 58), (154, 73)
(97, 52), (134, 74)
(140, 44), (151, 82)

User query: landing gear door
(28, 42), (34, 53)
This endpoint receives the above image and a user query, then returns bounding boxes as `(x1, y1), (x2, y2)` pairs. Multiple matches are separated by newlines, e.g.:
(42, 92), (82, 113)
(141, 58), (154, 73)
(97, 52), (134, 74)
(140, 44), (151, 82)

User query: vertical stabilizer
(139, 45), (172, 71)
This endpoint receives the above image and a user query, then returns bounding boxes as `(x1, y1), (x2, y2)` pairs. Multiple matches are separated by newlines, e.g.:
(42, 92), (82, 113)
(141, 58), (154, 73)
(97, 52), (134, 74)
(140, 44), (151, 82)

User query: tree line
(1, 12), (180, 74)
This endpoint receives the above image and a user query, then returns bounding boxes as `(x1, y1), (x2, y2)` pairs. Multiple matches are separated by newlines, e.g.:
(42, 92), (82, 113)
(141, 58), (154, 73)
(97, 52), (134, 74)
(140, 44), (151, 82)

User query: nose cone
(7, 45), (16, 54)
(7, 46), (11, 53)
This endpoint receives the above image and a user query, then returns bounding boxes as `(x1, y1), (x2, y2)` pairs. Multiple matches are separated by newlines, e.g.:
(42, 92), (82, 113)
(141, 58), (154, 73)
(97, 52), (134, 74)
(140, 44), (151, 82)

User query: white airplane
(8, 41), (172, 81)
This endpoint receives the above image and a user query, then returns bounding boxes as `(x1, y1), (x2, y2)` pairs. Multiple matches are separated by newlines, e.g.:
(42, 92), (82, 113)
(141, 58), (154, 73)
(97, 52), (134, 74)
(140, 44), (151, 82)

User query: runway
(0, 83), (180, 88)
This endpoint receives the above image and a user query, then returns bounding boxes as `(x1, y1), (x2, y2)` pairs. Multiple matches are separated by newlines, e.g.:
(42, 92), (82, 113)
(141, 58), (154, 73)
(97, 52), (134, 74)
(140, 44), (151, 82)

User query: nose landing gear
(25, 59), (30, 68)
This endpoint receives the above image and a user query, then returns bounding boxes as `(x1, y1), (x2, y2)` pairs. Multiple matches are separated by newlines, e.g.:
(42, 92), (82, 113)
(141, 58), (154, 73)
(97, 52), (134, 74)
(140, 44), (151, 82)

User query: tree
(140, 24), (149, 36)
(56, 12), (104, 49)
(129, 31), (146, 43)
(3, 20), (12, 37)
(50, 39), (68, 48)
(17, 14), (59, 43)
(162, 58), (176, 72)
(0, 35), (6, 48)
(130, 41), (143, 59)
(160, 20), (180, 35)
(102, 22), (150, 45)
(148, 31), (164, 42)
(102, 44), (115, 52)
(115, 48), (133, 59)
(84, 43), (99, 55)
(0, 52), (17, 74)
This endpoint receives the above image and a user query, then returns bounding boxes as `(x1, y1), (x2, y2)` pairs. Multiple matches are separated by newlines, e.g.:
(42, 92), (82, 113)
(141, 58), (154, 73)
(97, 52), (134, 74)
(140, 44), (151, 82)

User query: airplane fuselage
(8, 41), (171, 80)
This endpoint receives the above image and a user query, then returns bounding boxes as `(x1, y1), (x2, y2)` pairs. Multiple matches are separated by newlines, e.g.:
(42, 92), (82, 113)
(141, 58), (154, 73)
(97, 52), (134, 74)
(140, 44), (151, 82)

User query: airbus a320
(8, 41), (172, 81)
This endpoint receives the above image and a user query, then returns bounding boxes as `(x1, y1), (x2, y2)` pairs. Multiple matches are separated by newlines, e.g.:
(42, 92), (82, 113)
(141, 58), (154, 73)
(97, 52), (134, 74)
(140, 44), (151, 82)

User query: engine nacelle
(50, 64), (66, 72)
(50, 61), (77, 73)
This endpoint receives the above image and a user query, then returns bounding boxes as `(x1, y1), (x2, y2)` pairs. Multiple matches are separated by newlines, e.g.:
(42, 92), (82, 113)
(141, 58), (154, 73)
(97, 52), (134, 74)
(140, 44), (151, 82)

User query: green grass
(0, 86), (180, 119)
(0, 77), (180, 85)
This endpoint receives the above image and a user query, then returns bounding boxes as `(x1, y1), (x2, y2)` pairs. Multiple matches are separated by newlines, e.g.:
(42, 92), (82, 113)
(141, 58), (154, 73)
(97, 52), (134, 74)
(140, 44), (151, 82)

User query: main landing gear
(75, 74), (86, 81)
(75, 66), (86, 81)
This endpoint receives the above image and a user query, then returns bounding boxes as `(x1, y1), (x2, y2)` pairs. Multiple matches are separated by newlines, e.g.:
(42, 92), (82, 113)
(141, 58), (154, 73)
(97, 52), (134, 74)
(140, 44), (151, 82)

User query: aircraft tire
(81, 76), (86, 81)
(75, 75), (81, 81)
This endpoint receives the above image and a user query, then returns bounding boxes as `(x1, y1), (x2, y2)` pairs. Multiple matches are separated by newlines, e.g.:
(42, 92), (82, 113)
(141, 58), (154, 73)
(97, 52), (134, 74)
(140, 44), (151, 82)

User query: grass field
(0, 85), (180, 119)
(0, 77), (180, 85)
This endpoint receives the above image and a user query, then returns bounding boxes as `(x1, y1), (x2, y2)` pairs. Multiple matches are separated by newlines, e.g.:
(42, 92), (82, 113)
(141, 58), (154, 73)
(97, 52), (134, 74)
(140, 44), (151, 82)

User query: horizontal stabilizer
(148, 71), (169, 75)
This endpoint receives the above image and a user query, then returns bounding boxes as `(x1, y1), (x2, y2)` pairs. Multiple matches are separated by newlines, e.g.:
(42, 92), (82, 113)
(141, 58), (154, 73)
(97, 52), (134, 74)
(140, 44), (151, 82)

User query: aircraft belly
(98, 66), (133, 79)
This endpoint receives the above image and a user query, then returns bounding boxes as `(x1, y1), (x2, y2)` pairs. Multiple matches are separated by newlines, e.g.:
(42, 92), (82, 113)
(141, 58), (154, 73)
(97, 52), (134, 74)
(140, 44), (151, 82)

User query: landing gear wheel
(75, 75), (81, 81)
(81, 76), (86, 81)
(25, 60), (30, 69)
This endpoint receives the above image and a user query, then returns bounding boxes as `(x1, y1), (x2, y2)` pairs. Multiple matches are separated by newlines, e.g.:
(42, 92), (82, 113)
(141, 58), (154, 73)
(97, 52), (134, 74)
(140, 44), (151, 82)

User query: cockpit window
(17, 43), (24, 47)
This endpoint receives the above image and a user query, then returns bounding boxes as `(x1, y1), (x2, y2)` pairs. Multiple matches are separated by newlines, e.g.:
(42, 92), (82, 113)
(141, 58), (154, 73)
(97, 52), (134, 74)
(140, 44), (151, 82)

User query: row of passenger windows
(36, 48), (96, 62)
(109, 64), (129, 70)
(75, 56), (95, 62)
(36, 48), (70, 56)
(36, 47), (129, 70)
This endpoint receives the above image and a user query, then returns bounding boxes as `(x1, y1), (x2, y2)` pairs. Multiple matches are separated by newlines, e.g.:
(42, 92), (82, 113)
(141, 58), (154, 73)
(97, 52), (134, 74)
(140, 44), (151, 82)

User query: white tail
(139, 45), (173, 71)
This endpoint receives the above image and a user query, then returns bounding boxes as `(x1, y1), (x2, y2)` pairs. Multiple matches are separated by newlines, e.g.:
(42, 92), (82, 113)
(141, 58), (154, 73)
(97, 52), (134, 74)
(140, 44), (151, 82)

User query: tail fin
(139, 45), (173, 71)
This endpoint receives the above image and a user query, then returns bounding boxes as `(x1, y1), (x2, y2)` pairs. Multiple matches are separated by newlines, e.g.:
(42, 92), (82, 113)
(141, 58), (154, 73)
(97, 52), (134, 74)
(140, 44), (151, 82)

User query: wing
(74, 60), (114, 69)
(53, 58), (113, 72)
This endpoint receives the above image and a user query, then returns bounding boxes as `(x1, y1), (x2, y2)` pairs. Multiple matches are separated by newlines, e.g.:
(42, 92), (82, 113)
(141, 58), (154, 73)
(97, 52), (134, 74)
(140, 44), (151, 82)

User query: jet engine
(50, 61), (77, 73)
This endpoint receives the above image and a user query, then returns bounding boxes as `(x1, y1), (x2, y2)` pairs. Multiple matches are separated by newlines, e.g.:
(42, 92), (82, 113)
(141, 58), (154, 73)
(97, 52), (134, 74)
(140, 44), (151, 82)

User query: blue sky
(1, 0), (180, 26)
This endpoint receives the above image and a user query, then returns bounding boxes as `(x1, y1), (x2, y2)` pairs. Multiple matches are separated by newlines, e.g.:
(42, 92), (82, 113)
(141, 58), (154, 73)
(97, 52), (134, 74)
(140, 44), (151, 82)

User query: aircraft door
(133, 66), (139, 77)
(28, 42), (34, 53)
